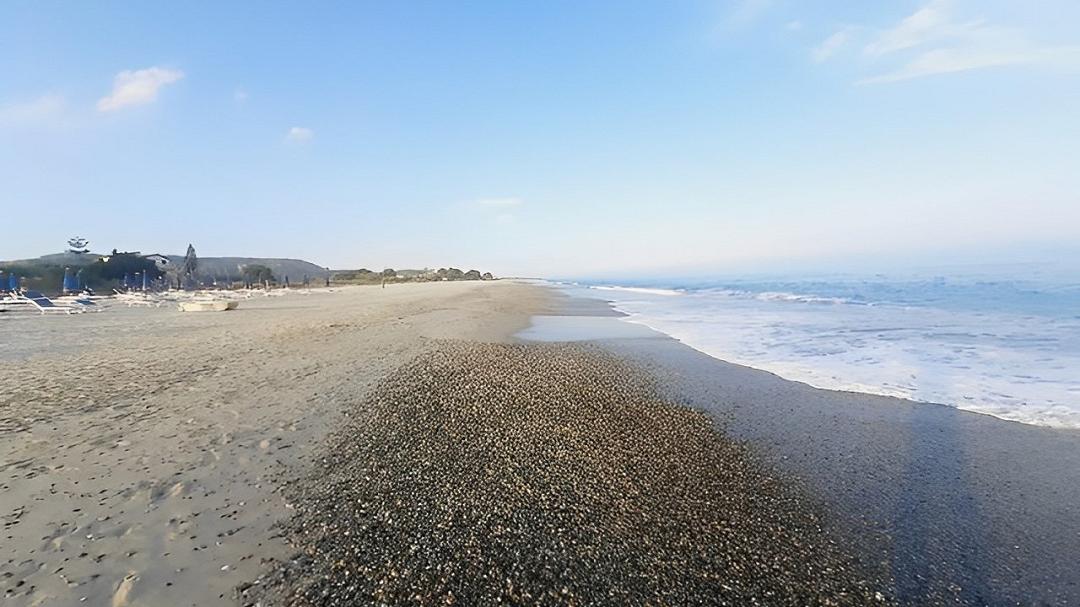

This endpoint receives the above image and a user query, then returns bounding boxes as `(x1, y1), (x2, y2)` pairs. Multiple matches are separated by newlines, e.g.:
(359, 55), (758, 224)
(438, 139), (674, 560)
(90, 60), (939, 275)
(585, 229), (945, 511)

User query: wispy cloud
(285, 126), (314, 142)
(813, 28), (853, 63)
(863, 0), (968, 57)
(234, 88), (249, 104)
(724, 0), (772, 29)
(466, 198), (524, 225)
(856, 1), (1080, 83)
(860, 44), (1080, 84)
(471, 197), (523, 208)
(97, 67), (184, 112)
(0, 94), (66, 127)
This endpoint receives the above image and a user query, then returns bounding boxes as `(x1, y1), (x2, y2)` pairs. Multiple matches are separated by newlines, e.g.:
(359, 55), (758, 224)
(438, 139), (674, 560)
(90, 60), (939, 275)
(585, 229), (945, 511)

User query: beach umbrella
(123, 272), (132, 289)
(142, 272), (149, 291)
(10, 274), (19, 290)
(64, 265), (81, 291)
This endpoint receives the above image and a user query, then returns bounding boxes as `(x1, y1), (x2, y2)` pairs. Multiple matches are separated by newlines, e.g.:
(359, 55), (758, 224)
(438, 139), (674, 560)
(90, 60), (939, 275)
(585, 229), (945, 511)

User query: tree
(382, 268), (396, 277)
(242, 264), (276, 284)
(464, 269), (482, 280)
(82, 253), (163, 285)
(180, 244), (198, 277)
(67, 237), (90, 254)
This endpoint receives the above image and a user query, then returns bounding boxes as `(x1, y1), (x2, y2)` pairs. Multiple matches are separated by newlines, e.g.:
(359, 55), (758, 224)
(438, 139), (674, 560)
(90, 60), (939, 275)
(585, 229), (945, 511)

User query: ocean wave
(590, 285), (684, 297)
(567, 278), (1080, 429)
(687, 288), (866, 306)
(752, 291), (856, 305)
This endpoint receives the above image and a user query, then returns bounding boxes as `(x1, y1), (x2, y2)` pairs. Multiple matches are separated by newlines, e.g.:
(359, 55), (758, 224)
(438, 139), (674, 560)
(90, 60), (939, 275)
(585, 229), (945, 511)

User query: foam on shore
(562, 279), (1080, 429)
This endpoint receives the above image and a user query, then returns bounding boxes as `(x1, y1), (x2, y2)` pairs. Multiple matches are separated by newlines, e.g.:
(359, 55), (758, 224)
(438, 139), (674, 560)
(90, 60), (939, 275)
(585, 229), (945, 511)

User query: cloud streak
(860, 44), (1080, 84)
(97, 67), (184, 112)
(813, 29), (852, 63)
(724, 0), (772, 29)
(0, 94), (66, 127)
(286, 126), (314, 142)
(471, 197), (523, 208)
(857, 1), (1080, 83)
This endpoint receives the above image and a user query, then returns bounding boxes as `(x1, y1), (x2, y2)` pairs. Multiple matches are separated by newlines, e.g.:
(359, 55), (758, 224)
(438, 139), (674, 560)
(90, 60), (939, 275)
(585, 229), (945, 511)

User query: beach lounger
(21, 291), (83, 315)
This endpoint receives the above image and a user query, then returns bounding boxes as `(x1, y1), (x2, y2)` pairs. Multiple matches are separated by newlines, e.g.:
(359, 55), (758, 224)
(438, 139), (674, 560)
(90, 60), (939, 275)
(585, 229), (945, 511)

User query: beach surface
(0, 282), (545, 606)
(3, 281), (1078, 605)
(526, 288), (1080, 605)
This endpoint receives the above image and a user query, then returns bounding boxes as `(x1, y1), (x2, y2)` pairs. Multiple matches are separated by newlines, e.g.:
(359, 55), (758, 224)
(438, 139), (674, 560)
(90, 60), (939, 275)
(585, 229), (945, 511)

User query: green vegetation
(330, 267), (496, 285)
(0, 252), (162, 294)
(242, 264), (276, 284)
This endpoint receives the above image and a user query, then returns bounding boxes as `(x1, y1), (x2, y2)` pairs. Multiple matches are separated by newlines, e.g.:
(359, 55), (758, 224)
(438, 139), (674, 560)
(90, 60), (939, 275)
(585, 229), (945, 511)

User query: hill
(168, 256), (330, 282)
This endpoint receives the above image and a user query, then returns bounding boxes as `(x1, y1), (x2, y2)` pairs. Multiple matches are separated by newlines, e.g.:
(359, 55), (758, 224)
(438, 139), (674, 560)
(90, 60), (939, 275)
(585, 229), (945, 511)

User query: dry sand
(1, 282), (546, 606)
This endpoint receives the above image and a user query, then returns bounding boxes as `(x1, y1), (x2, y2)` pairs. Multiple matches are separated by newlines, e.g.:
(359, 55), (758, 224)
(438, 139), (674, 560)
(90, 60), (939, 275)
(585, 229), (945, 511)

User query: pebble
(240, 342), (892, 606)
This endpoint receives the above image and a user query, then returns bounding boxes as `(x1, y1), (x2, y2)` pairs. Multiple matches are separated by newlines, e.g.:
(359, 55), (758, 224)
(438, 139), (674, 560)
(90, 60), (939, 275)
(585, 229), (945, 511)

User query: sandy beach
(1, 282), (545, 606)
(3, 281), (1078, 605)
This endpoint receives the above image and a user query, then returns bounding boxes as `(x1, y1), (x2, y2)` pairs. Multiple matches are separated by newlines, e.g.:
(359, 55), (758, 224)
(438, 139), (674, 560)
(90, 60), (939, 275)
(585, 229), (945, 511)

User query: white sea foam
(752, 291), (855, 305)
(590, 285), (684, 296)
(566, 275), (1080, 429)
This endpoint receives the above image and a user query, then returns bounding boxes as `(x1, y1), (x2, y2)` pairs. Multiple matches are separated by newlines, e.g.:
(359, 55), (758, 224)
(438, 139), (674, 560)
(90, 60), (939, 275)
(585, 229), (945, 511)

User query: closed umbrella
(63, 268), (78, 293)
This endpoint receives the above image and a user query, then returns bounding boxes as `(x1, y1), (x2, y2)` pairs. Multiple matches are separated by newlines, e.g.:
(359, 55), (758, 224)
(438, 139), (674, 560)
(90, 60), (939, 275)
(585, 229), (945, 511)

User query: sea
(550, 265), (1080, 429)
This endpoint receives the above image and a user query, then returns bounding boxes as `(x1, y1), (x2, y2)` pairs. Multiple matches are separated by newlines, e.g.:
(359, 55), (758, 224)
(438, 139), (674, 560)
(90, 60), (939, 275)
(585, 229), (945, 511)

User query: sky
(2, 0), (1079, 277)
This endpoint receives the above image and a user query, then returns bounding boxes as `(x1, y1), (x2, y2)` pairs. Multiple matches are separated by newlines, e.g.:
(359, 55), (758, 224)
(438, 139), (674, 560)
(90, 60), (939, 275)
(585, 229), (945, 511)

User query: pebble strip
(241, 342), (890, 606)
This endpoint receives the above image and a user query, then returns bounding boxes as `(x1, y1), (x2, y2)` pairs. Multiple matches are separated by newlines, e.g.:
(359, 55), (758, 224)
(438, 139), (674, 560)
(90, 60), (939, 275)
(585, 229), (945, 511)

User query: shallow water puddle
(516, 315), (664, 341)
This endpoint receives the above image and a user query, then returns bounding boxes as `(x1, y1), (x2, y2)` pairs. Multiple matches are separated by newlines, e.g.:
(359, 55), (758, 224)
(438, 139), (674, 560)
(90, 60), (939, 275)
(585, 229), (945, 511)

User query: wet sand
(532, 289), (1080, 605)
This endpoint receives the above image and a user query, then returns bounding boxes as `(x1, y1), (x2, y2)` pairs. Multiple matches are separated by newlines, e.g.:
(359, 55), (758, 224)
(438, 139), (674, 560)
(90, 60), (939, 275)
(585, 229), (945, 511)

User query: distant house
(143, 254), (170, 270)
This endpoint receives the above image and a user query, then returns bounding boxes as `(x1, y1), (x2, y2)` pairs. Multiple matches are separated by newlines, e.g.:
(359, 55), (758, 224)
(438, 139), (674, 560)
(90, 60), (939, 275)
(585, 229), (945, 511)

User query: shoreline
(548, 281), (1080, 430)
(524, 285), (1080, 604)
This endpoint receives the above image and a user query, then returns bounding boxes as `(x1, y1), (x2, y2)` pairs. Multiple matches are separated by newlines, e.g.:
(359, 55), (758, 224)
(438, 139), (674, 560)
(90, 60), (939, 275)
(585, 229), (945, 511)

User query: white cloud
(857, 1), (1080, 83)
(860, 44), (1080, 84)
(97, 67), (184, 112)
(472, 197), (523, 208)
(286, 126), (314, 142)
(725, 0), (772, 28)
(0, 94), (65, 127)
(785, 21), (803, 32)
(813, 29), (852, 63)
(863, 0), (965, 57)
(234, 88), (249, 104)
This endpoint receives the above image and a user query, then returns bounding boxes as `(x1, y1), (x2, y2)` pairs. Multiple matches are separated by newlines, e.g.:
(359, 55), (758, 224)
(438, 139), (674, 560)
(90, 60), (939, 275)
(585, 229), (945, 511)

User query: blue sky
(2, 0), (1079, 276)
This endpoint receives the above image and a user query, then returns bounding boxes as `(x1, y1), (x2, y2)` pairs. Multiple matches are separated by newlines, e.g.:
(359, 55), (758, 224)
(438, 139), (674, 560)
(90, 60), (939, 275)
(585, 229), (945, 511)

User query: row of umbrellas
(0, 269), (156, 293)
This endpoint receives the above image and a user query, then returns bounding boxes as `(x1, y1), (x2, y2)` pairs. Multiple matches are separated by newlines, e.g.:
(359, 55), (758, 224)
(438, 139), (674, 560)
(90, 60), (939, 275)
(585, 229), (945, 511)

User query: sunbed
(21, 291), (83, 315)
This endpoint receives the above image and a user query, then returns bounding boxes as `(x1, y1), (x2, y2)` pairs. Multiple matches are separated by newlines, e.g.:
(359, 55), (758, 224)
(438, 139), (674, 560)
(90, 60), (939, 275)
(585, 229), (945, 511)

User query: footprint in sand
(112, 572), (138, 607)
